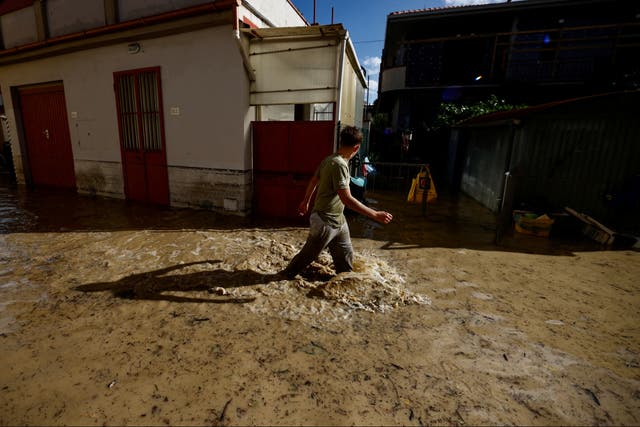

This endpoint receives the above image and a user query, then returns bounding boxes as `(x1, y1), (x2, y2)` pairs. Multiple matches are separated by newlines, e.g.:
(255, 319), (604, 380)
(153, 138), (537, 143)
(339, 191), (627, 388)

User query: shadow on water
(0, 180), (607, 256)
(347, 191), (606, 256)
(0, 182), (253, 234)
(75, 260), (282, 303)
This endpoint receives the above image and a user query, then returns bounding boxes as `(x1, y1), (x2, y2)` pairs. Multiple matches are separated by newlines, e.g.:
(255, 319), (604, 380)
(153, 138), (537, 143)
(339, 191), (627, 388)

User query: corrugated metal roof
(389, 4), (485, 17)
(454, 89), (640, 228)
(388, 0), (599, 19)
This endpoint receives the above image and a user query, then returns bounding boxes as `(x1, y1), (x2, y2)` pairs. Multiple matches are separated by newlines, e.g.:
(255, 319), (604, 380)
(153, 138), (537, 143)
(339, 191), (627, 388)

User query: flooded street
(0, 181), (639, 426)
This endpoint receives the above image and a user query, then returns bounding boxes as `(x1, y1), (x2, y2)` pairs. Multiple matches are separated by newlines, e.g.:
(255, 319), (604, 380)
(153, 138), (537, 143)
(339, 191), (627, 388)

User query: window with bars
(114, 68), (163, 152)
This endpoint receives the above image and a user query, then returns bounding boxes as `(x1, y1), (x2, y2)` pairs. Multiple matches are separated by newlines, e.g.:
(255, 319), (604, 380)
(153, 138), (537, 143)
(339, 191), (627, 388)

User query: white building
(0, 0), (366, 217)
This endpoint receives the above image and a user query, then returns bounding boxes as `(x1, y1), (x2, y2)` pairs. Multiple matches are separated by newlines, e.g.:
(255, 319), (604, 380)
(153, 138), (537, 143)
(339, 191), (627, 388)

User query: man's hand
(372, 210), (393, 224)
(297, 175), (319, 216)
(337, 187), (394, 225)
(297, 201), (310, 216)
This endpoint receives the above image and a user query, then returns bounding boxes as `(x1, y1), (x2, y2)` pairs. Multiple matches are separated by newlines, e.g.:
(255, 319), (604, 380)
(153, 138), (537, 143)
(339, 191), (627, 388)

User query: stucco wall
(47, 0), (105, 37)
(118, 0), (211, 22)
(339, 51), (365, 128)
(0, 25), (254, 215)
(0, 6), (38, 49)
(239, 0), (306, 28)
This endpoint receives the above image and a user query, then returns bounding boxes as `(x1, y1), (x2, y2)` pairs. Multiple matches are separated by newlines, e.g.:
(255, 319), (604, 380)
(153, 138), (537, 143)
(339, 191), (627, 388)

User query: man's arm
(297, 174), (319, 216)
(337, 187), (393, 224)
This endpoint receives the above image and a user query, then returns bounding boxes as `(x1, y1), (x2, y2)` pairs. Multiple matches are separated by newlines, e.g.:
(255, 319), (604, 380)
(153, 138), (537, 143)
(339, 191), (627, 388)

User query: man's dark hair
(339, 125), (363, 148)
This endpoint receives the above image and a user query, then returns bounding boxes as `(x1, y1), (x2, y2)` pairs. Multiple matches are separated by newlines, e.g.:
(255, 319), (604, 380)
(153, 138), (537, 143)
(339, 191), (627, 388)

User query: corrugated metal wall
(460, 126), (513, 211)
(511, 95), (640, 224)
(457, 92), (640, 231)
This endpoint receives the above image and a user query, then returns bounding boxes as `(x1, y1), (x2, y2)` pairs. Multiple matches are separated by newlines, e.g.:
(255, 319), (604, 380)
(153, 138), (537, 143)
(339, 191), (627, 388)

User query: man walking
(282, 126), (393, 278)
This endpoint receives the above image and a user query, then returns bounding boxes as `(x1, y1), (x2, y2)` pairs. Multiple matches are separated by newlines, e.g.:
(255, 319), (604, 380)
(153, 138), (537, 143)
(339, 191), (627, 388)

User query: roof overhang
(242, 24), (366, 106)
(0, 0), (238, 65)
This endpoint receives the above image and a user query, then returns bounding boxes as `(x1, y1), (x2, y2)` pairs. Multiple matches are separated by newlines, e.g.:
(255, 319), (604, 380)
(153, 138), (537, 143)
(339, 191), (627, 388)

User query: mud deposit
(0, 185), (639, 426)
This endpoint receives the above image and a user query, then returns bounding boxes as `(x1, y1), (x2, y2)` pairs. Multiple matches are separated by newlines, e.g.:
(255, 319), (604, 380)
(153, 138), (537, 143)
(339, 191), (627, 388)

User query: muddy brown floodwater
(0, 181), (639, 426)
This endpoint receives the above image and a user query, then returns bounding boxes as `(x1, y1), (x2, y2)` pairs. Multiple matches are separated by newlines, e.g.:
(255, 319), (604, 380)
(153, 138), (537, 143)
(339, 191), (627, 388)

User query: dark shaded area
(0, 178), (252, 234)
(348, 192), (608, 257)
(75, 260), (282, 303)
(0, 178), (621, 257)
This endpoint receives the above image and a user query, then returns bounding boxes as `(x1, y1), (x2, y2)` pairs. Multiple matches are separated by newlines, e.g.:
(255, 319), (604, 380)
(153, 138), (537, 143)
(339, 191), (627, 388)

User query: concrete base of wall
(12, 155), (252, 216)
(75, 159), (124, 198)
(168, 165), (251, 216)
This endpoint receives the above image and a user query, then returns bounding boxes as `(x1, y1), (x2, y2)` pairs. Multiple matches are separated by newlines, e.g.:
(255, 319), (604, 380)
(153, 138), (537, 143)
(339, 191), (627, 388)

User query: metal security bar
(116, 74), (138, 151)
(139, 72), (161, 152)
(114, 68), (164, 153)
(362, 161), (426, 193)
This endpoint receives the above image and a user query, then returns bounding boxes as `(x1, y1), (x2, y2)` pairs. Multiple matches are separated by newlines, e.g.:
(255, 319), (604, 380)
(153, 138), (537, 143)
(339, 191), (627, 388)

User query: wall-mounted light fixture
(127, 42), (141, 54)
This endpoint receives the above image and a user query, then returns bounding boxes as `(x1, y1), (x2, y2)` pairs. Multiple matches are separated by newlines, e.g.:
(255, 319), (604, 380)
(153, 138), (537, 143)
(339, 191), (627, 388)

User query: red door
(253, 120), (335, 220)
(19, 84), (76, 189)
(114, 68), (169, 205)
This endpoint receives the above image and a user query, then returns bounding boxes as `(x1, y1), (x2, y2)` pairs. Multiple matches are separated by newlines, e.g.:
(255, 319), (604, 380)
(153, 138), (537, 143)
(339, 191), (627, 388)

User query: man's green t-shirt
(312, 153), (350, 228)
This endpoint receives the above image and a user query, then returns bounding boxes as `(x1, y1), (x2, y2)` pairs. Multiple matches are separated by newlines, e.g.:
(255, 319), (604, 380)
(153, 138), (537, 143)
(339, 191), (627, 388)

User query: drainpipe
(232, 4), (256, 82)
(241, 0), (275, 28)
(334, 32), (347, 149)
(498, 121), (518, 212)
(495, 119), (521, 244)
(233, 29), (256, 82)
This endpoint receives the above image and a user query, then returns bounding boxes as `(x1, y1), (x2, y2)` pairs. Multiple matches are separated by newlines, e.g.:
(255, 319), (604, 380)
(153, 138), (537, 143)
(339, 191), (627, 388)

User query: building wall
(509, 106), (640, 223)
(339, 57), (356, 127)
(455, 92), (640, 230)
(1, 0), (306, 51)
(47, 0), (105, 37)
(460, 127), (512, 212)
(118, 0), (211, 22)
(339, 49), (365, 128)
(380, 66), (405, 93)
(239, 0), (306, 28)
(0, 6), (38, 48)
(1, 25), (254, 214)
(379, 0), (640, 134)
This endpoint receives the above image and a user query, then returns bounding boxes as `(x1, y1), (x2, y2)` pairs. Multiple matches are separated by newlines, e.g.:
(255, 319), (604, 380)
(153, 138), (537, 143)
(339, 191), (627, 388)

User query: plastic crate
(513, 210), (555, 237)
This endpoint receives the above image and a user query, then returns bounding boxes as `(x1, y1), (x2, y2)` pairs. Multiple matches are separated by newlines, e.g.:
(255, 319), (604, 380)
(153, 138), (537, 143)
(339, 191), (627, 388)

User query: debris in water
(579, 386), (601, 406)
(219, 399), (232, 422)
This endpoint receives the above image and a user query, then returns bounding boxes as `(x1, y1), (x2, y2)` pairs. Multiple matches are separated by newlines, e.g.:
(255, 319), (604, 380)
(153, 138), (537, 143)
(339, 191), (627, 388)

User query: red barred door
(114, 68), (169, 205)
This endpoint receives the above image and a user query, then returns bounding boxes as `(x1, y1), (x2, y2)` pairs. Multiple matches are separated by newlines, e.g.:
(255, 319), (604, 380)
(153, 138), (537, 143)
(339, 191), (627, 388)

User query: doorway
(18, 83), (76, 189)
(114, 67), (169, 205)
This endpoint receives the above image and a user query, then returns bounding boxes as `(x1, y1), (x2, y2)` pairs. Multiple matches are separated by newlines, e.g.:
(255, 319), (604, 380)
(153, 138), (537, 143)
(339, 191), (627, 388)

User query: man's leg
(283, 213), (335, 278)
(328, 222), (354, 274)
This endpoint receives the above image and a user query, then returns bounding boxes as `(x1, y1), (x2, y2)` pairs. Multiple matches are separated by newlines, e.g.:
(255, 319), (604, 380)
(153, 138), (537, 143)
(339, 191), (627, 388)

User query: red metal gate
(253, 121), (335, 220)
(18, 84), (76, 189)
(114, 67), (169, 205)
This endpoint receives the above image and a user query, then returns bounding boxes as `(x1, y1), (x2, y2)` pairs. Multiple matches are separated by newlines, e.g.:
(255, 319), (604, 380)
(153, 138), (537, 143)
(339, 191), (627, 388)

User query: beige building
(0, 0), (366, 217)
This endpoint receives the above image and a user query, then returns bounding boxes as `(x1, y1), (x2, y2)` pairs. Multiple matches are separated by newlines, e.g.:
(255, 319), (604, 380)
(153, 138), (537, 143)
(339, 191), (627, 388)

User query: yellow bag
(407, 178), (417, 202)
(407, 166), (437, 204)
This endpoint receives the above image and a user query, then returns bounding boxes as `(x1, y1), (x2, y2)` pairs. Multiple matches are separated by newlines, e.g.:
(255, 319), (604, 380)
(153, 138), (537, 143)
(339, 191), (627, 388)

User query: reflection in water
(0, 181), (437, 327)
(0, 185), (38, 234)
(0, 179), (250, 234)
(0, 178), (601, 332)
